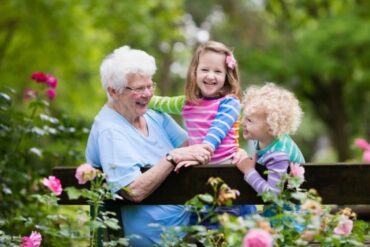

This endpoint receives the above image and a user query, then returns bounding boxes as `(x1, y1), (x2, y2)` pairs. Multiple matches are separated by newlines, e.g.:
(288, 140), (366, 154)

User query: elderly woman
(85, 46), (212, 246)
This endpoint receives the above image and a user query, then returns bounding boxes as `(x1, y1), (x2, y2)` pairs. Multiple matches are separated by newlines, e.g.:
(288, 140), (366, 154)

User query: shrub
(161, 165), (370, 246)
(0, 73), (89, 244)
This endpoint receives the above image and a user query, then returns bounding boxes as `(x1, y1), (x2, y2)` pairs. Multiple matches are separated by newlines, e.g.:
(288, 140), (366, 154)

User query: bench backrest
(53, 163), (370, 205)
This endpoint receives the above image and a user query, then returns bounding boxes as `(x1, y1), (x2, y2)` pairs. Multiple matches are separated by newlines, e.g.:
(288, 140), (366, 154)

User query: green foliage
(0, 0), (187, 118)
(0, 82), (89, 244)
(161, 173), (369, 247)
(65, 171), (128, 247)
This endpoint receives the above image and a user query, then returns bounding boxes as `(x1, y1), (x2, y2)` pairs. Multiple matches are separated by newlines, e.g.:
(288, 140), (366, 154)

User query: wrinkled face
(196, 50), (227, 98)
(242, 109), (271, 142)
(113, 73), (155, 118)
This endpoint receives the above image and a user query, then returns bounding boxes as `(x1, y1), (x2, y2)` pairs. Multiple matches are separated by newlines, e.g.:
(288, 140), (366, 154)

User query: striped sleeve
(203, 96), (240, 150)
(244, 152), (289, 194)
(149, 95), (185, 115)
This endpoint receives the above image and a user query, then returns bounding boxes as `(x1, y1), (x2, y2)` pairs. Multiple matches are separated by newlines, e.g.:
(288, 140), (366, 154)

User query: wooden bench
(53, 163), (370, 219)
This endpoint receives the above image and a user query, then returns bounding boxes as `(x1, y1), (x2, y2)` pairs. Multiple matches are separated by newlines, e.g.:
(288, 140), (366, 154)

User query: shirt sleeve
(98, 128), (142, 192)
(161, 112), (188, 147)
(149, 95), (185, 115)
(203, 96), (240, 150)
(244, 152), (289, 194)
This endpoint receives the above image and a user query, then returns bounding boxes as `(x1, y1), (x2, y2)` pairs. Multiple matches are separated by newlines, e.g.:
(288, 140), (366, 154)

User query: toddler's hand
(231, 148), (249, 164)
(236, 155), (256, 174)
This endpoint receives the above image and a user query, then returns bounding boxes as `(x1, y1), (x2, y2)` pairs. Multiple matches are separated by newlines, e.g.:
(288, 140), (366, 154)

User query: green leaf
(198, 193), (213, 204)
(65, 187), (82, 200)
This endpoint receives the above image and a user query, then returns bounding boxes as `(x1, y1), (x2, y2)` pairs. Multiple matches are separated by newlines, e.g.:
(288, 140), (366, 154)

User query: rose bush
(0, 73), (89, 246)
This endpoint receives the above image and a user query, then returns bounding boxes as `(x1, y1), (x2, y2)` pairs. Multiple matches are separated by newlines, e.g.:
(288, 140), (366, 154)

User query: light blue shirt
(86, 106), (189, 246)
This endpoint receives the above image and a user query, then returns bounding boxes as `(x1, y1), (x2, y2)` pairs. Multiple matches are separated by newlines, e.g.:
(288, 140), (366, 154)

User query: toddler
(236, 82), (305, 194)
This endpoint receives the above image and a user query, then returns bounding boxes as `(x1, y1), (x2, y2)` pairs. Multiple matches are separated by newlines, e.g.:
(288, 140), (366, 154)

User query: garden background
(1, 0), (370, 246)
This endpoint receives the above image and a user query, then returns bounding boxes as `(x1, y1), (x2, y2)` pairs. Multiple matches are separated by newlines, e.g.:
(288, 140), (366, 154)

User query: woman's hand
(170, 144), (212, 165)
(236, 155), (256, 174)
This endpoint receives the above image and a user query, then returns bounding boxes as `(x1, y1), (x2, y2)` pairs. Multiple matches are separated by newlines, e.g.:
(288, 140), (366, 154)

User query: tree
(185, 0), (370, 161)
(261, 0), (370, 161)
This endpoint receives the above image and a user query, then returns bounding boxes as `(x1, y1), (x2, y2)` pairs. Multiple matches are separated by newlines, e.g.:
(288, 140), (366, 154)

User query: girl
(149, 41), (256, 226)
(150, 40), (241, 167)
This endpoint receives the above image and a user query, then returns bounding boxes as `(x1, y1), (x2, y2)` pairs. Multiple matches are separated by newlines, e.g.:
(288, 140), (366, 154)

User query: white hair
(100, 46), (157, 101)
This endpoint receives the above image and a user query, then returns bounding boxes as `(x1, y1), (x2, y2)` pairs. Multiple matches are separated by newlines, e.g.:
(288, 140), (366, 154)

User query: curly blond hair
(242, 83), (303, 137)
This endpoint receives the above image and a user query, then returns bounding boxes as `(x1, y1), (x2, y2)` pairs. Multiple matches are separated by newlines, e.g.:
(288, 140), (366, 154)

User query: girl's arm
(242, 152), (289, 194)
(149, 95), (185, 115)
(203, 95), (240, 150)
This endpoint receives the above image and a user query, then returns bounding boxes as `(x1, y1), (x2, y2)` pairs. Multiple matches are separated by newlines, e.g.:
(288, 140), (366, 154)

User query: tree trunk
(306, 77), (350, 161)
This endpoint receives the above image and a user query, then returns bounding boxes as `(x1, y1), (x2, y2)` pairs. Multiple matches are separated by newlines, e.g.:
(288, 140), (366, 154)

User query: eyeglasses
(124, 82), (156, 94)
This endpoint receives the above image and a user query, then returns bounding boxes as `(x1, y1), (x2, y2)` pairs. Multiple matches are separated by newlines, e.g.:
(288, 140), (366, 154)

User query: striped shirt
(244, 134), (305, 194)
(149, 95), (240, 164)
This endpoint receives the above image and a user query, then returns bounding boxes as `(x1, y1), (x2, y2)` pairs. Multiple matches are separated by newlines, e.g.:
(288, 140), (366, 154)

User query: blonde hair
(185, 41), (241, 102)
(242, 83), (303, 137)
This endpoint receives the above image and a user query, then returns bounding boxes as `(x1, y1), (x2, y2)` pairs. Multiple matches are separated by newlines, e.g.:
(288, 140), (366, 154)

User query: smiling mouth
(204, 81), (217, 86)
(136, 101), (148, 107)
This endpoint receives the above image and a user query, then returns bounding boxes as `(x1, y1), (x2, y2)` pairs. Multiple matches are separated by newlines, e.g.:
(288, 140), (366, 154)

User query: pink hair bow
(226, 54), (236, 69)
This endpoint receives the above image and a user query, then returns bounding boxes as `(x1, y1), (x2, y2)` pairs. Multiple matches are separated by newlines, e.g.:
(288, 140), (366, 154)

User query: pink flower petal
(21, 231), (42, 247)
(23, 88), (38, 101)
(363, 150), (370, 163)
(334, 217), (353, 236)
(354, 138), (370, 150)
(75, 163), (98, 184)
(243, 229), (273, 247)
(290, 163), (305, 179)
(31, 72), (48, 83)
(45, 88), (56, 101)
(42, 176), (62, 195)
(46, 74), (58, 88)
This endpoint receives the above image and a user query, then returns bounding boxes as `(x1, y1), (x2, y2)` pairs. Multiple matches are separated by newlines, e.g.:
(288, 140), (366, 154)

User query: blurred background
(1, 0), (370, 162)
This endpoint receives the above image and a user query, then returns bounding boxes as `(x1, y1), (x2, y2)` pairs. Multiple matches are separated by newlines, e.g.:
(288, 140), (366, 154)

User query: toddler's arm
(149, 95), (185, 115)
(203, 95), (240, 150)
(241, 152), (289, 194)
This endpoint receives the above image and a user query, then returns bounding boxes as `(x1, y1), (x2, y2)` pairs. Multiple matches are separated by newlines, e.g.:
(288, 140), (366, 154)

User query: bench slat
(53, 163), (370, 205)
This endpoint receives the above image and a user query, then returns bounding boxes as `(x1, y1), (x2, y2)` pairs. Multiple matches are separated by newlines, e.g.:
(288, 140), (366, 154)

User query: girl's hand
(231, 148), (249, 164)
(171, 145), (211, 164)
(236, 155), (256, 174)
(174, 160), (200, 173)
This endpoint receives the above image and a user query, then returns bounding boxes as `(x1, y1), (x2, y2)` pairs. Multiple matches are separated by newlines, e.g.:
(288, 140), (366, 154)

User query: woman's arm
(120, 145), (212, 202)
(149, 95), (185, 115)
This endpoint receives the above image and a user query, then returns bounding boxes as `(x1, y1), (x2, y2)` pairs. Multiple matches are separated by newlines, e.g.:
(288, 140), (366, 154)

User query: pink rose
(363, 150), (370, 163)
(333, 216), (353, 236)
(45, 74), (58, 88)
(45, 88), (56, 101)
(290, 163), (305, 179)
(75, 163), (98, 184)
(23, 88), (38, 101)
(226, 54), (236, 69)
(21, 231), (42, 247)
(31, 72), (48, 83)
(243, 229), (273, 247)
(354, 138), (370, 150)
(42, 176), (62, 195)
